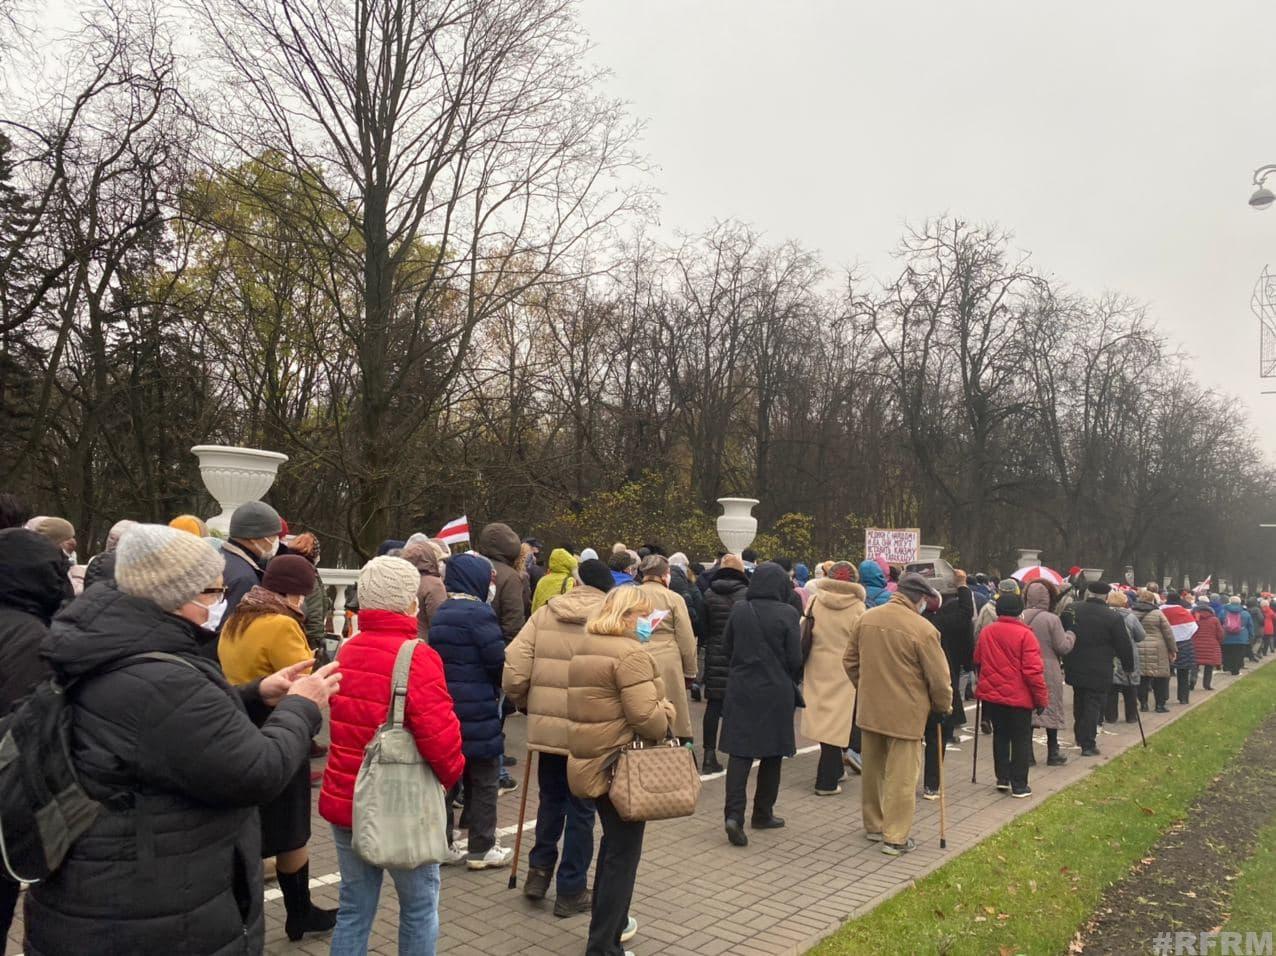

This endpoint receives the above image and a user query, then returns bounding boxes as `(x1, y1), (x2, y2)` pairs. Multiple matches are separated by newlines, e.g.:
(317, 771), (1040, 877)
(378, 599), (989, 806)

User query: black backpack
(0, 651), (194, 883)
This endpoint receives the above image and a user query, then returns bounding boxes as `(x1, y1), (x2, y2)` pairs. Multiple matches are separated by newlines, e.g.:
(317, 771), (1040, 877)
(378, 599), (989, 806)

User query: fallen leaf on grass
(1139, 805), (1155, 815)
(934, 909), (945, 919)
(1028, 880), (1038, 894)
(1000, 947), (1016, 956)
(1141, 858), (1155, 865)
(997, 913), (1010, 921)
(974, 916), (988, 923)
(1182, 890), (1197, 898)
(1060, 866), (1070, 874)
(984, 905), (996, 915)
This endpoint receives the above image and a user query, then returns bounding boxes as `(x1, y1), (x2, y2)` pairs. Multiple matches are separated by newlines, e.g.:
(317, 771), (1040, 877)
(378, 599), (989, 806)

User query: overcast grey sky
(578, 1), (1276, 423)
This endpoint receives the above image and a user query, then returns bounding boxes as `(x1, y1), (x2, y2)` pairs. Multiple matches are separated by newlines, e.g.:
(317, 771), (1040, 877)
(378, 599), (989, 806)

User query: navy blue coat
(430, 554), (506, 759)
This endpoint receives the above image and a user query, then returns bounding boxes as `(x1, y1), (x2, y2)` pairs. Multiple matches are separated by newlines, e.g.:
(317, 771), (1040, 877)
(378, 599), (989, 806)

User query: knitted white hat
(116, 524), (224, 611)
(358, 556), (420, 612)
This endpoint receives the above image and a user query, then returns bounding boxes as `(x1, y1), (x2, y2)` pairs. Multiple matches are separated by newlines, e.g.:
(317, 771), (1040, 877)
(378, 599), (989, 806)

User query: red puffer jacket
(974, 616), (1049, 710)
(319, 609), (465, 829)
(1191, 610), (1224, 666)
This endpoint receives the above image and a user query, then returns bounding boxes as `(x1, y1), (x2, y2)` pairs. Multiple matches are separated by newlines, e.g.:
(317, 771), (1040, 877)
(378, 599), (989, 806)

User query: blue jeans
(330, 825), (440, 956)
(528, 751), (596, 894)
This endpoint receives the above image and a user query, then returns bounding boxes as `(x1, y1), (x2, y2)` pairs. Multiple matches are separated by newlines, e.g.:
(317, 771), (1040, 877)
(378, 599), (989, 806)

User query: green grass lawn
(1223, 813), (1276, 937)
(810, 664), (1276, 956)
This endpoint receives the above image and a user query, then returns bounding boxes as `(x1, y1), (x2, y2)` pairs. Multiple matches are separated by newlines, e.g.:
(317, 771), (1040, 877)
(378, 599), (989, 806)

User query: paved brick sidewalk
(7, 659), (1268, 955)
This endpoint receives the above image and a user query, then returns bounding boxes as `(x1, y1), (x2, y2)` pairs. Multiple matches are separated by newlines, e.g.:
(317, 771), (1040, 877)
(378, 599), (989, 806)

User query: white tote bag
(352, 639), (450, 867)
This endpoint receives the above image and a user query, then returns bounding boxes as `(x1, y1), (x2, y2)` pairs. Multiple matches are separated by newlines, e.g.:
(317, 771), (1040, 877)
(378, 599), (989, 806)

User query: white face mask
(487, 583), (497, 604)
(262, 537), (280, 559)
(66, 550), (78, 565)
(202, 598), (228, 632)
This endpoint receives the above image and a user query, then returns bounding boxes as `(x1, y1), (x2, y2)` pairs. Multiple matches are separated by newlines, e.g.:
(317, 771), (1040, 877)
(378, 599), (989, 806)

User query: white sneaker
(442, 843), (467, 866)
(620, 917), (638, 943)
(466, 844), (514, 870)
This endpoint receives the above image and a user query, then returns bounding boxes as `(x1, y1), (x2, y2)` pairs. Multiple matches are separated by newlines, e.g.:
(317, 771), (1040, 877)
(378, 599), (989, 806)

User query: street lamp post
(1250, 164), (1276, 210)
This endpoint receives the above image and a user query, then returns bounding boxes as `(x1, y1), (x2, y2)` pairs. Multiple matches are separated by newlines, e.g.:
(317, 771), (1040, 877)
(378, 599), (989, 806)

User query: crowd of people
(0, 489), (1267, 955)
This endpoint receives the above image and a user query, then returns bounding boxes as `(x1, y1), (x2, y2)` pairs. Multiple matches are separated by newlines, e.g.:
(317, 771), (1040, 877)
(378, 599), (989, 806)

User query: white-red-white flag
(1160, 603), (1199, 643)
(1192, 575), (1212, 596)
(437, 515), (470, 546)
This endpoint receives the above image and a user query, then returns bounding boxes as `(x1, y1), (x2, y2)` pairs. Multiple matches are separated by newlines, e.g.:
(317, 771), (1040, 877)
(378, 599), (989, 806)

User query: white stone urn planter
(1081, 568), (1105, 584)
(1016, 548), (1042, 569)
(917, 544), (943, 562)
(191, 445), (289, 535)
(716, 498), (759, 553)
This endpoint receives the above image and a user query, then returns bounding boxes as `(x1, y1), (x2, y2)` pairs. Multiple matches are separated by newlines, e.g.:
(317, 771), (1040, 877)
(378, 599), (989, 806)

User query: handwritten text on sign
(864, 528), (921, 565)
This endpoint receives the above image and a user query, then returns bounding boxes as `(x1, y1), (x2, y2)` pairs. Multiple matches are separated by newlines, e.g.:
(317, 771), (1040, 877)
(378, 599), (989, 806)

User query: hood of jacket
(547, 584), (606, 624)
(478, 523), (521, 566)
(0, 528), (73, 624)
(710, 567), (750, 595)
(858, 559), (886, 590)
(41, 583), (206, 681)
(401, 540), (440, 577)
(812, 578), (866, 611)
(445, 553), (492, 600)
(1024, 581), (1053, 611)
(546, 548), (577, 576)
(1132, 599), (1159, 614)
(1224, 601), (1246, 613)
(747, 562), (791, 602)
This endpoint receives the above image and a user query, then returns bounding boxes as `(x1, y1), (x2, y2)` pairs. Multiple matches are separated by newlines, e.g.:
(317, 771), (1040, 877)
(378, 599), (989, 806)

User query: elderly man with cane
(844, 572), (954, 857)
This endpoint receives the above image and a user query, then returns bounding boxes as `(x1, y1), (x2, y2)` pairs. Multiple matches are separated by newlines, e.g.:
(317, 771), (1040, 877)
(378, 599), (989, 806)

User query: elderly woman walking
(719, 563), (803, 847)
(1105, 591), (1144, 724)
(1021, 581), (1075, 767)
(636, 554), (698, 743)
(800, 562), (866, 795)
(567, 586), (673, 956)
(1133, 589), (1175, 713)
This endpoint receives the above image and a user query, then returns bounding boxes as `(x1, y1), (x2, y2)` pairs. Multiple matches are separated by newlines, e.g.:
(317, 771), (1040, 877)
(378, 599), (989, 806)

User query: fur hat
(115, 524), (224, 612)
(580, 547), (599, 562)
(357, 556), (420, 613)
(28, 516), (75, 547)
(1088, 580), (1112, 596)
(167, 515), (206, 538)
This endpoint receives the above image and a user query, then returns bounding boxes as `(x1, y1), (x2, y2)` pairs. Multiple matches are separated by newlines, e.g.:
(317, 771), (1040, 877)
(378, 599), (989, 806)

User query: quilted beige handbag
(608, 736), (702, 822)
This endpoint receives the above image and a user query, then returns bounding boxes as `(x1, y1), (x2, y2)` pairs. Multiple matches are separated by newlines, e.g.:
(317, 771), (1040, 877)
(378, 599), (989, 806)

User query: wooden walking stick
(936, 720), (948, 849)
(507, 752), (534, 890)
(970, 697), (981, 784)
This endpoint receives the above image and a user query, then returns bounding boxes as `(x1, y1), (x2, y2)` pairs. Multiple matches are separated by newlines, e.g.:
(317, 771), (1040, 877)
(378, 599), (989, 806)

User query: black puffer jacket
(0, 528), (71, 713)
(24, 584), (320, 956)
(703, 568), (749, 700)
(669, 566), (707, 641)
(719, 563), (803, 759)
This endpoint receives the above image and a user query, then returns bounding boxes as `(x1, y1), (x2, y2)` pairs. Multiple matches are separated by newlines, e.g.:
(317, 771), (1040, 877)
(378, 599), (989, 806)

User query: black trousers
(586, 795), (645, 956)
(1105, 684), (1138, 723)
(1073, 686), (1104, 750)
(1138, 676), (1170, 709)
(1223, 644), (1246, 675)
(724, 755), (781, 823)
(1202, 664), (1215, 689)
(447, 755), (500, 854)
(703, 698), (723, 753)
(1176, 669), (1191, 704)
(984, 701), (1033, 788)
(816, 743), (844, 791)
(1, 876), (17, 948)
(923, 712), (953, 791)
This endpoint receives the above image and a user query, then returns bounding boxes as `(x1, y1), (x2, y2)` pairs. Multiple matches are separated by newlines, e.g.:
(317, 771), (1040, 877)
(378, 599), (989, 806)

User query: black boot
(701, 750), (724, 774)
(1046, 747), (1067, 767)
(279, 861), (338, 942)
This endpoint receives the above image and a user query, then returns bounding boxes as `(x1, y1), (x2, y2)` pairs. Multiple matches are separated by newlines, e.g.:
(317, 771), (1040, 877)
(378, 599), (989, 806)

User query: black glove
(1060, 610), (1075, 631)
(1034, 706), (1045, 716)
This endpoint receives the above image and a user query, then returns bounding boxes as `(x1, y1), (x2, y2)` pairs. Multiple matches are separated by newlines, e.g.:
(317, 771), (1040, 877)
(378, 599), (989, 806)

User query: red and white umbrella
(1010, 566), (1065, 587)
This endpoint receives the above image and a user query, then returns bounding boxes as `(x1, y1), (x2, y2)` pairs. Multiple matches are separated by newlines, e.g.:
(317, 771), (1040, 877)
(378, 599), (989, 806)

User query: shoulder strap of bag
(388, 639), (419, 729)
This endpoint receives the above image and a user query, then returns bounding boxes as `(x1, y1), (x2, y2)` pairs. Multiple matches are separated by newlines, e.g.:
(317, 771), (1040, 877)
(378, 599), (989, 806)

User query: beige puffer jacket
(502, 585), (608, 755)
(566, 631), (675, 798)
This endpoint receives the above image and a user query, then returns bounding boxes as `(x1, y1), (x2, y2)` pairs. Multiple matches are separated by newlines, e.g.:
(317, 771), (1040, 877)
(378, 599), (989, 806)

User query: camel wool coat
(638, 579), (698, 738)
(800, 580), (865, 748)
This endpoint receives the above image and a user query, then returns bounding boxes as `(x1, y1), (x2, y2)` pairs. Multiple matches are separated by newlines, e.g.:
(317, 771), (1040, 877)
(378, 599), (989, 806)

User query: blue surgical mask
(635, 619), (653, 642)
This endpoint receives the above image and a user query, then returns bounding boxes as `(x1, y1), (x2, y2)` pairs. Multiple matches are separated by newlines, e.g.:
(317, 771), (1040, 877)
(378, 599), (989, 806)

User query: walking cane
(971, 697), (981, 784)
(507, 752), (534, 890)
(936, 721), (948, 849)
(1129, 672), (1148, 749)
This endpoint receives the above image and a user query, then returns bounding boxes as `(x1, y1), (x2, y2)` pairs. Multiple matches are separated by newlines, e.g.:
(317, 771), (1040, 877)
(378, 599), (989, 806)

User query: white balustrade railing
(319, 567), (361, 638)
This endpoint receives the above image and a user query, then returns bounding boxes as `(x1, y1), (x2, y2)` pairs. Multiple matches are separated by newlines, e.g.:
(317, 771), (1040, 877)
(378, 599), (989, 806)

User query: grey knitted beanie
(358, 556), (420, 612)
(229, 501), (282, 539)
(116, 524), (225, 611)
